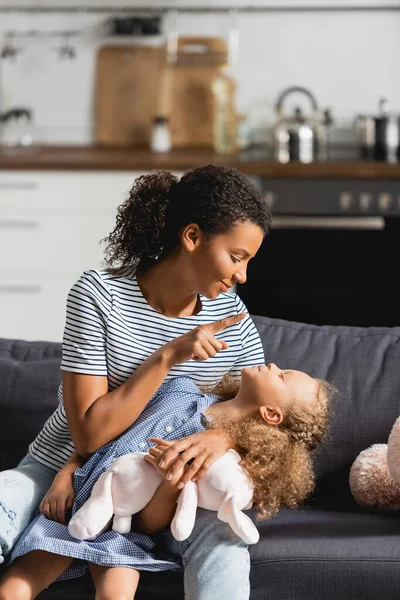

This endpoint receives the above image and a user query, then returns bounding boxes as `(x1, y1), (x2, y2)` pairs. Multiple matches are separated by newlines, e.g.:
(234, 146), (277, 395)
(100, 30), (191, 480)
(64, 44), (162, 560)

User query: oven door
(239, 214), (399, 327)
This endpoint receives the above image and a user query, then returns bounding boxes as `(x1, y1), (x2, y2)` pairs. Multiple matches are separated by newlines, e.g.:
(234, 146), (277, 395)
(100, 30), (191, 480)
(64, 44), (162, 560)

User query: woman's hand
(39, 470), (75, 525)
(148, 429), (234, 488)
(162, 313), (246, 366)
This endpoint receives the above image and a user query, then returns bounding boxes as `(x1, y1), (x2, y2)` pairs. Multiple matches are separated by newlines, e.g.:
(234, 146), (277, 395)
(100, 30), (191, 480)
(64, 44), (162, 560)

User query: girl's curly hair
(102, 164), (271, 274)
(204, 375), (336, 520)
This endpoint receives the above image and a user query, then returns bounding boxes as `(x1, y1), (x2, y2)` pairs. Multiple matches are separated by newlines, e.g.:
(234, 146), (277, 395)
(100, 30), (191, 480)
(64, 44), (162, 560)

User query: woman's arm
(39, 451), (83, 524)
(63, 349), (173, 457)
(63, 314), (244, 457)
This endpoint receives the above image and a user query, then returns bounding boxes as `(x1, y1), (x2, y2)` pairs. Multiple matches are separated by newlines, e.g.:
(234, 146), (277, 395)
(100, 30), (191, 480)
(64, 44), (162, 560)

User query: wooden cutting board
(165, 37), (229, 148)
(95, 44), (167, 147)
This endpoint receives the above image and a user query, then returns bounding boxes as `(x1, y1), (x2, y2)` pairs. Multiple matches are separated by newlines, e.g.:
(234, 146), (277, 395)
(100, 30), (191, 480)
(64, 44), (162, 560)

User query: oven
(239, 179), (400, 327)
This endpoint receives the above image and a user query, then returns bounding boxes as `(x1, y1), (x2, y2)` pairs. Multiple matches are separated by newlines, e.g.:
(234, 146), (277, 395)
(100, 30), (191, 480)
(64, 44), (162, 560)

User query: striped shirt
(29, 268), (264, 471)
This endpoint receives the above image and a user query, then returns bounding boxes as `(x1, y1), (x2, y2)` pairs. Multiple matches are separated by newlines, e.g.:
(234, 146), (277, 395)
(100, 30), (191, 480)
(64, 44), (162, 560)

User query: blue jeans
(158, 508), (251, 600)
(0, 453), (56, 564)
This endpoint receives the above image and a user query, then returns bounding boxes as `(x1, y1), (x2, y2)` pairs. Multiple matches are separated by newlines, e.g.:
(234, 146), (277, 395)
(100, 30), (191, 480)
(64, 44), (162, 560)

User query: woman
(1, 364), (334, 600)
(0, 164), (271, 599)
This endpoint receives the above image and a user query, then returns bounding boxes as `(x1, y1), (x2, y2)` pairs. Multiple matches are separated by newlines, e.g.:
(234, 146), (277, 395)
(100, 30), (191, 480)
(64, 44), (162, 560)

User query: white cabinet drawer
(0, 171), (184, 212)
(0, 213), (88, 273)
(0, 171), (145, 212)
(0, 274), (80, 342)
(0, 176), (41, 211)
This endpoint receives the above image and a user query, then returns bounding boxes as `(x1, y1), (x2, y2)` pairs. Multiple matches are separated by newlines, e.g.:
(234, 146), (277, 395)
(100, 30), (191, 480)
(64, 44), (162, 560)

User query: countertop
(1, 145), (400, 179)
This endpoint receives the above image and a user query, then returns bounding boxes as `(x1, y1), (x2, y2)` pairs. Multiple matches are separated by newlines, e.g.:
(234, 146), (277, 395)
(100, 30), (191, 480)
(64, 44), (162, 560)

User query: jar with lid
(150, 116), (172, 153)
(211, 65), (238, 154)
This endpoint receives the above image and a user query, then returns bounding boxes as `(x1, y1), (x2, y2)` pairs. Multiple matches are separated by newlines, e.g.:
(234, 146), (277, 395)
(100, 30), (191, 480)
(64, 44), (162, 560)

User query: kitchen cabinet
(0, 170), (183, 342)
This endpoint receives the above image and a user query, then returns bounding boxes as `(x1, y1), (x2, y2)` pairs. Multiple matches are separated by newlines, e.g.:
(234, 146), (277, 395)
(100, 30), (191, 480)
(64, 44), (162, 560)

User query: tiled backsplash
(0, 3), (399, 144)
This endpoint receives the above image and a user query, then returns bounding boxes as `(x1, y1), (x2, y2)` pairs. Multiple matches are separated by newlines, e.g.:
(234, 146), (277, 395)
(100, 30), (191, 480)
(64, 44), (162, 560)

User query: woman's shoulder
(72, 267), (138, 294)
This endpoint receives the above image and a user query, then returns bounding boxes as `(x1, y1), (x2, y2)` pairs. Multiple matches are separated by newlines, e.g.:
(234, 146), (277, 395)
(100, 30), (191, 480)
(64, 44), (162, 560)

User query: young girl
(0, 362), (335, 600)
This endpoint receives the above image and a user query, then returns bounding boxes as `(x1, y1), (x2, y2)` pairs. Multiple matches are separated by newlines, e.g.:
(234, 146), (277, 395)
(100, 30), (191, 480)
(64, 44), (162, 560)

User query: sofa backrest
(1, 315), (400, 511)
(0, 338), (62, 472)
(252, 315), (400, 509)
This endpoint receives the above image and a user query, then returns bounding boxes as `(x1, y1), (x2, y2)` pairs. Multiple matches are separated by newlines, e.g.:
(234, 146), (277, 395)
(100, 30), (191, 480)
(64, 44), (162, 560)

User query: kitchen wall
(0, 2), (399, 144)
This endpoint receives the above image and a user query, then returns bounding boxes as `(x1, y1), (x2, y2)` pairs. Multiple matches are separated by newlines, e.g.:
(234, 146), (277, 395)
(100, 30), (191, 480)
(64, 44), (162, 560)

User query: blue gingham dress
(10, 377), (222, 580)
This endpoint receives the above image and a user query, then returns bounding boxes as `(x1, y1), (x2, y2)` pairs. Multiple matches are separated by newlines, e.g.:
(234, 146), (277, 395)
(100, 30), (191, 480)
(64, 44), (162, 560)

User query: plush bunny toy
(349, 416), (400, 510)
(68, 448), (260, 545)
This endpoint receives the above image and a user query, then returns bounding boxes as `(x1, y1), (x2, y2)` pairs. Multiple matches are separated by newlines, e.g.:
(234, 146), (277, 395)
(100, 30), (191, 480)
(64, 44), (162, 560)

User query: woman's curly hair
(102, 164), (271, 274)
(204, 375), (336, 520)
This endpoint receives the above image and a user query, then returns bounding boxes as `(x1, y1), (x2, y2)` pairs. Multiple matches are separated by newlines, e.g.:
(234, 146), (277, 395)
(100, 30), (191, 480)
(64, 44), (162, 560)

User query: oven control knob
(263, 191), (277, 210)
(378, 193), (392, 211)
(359, 192), (372, 211)
(339, 191), (353, 211)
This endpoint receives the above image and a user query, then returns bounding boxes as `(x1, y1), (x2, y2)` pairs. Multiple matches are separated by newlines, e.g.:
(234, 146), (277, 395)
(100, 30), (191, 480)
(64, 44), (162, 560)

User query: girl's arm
(63, 314), (244, 457)
(137, 480), (180, 535)
(136, 447), (182, 535)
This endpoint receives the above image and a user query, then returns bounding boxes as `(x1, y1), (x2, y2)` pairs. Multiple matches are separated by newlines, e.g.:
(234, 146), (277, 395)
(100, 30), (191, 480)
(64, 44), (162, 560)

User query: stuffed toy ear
(171, 481), (198, 541)
(349, 444), (400, 510)
(217, 492), (259, 545)
(69, 471), (114, 540)
(387, 416), (400, 483)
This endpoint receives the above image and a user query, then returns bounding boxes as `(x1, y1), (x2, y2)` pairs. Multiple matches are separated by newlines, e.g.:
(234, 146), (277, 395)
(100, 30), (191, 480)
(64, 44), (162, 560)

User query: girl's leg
(0, 550), (74, 600)
(159, 508), (251, 600)
(89, 563), (140, 600)
(0, 455), (55, 563)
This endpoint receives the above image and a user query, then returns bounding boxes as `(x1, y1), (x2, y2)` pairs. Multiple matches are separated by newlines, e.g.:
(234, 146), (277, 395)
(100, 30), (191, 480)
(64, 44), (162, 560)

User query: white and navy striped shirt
(29, 268), (264, 471)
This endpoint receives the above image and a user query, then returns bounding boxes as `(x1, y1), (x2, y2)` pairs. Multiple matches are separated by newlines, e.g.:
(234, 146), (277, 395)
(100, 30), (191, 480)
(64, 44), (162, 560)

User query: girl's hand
(163, 313), (246, 366)
(144, 443), (184, 490)
(148, 429), (233, 489)
(39, 470), (75, 524)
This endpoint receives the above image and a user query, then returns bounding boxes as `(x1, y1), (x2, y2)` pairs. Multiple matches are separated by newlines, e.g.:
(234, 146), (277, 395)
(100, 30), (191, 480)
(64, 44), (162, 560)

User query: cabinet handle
(271, 216), (385, 230)
(0, 182), (38, 190)
(0, 285), (42, 294)
(0, 220), (39, 229)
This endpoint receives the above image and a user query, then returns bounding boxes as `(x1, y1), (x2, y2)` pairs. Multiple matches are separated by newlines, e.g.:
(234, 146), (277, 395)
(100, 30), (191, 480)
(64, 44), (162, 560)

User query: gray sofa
(1, 314), (400, 600)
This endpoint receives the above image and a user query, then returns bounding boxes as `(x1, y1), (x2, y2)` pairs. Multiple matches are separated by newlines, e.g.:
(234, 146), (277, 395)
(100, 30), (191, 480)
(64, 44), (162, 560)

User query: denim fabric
(158, 508), (250, 600)
(0, 453), (55, 564)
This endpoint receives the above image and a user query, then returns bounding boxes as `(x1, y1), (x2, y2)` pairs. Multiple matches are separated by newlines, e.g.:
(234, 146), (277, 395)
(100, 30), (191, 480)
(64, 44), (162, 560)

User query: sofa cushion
(252, 316), (400, 509)
(0, 338), (62, 472)
(248, 505), (400, 600)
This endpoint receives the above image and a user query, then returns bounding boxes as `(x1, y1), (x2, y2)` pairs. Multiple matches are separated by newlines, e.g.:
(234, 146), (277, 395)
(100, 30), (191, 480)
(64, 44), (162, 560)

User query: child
(0, 363), (335, 600)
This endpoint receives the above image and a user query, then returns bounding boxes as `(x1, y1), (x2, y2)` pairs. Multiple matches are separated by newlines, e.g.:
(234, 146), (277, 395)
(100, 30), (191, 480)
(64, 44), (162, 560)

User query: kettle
(273, 86), (332, 163)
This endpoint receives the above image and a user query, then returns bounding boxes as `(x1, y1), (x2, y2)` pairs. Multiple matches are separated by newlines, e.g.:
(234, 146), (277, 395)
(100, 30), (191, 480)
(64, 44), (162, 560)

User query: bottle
(150, 116), (172, 153)
(211, 65), (238, 154)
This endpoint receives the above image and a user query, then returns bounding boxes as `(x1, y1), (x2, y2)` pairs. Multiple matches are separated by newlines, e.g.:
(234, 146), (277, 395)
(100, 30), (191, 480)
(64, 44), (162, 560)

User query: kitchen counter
(1, 145), (400, 179)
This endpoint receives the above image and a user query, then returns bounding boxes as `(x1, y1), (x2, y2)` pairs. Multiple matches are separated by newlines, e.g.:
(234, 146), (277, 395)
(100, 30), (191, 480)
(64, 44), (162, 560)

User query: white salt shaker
(150, 116), (172, 153)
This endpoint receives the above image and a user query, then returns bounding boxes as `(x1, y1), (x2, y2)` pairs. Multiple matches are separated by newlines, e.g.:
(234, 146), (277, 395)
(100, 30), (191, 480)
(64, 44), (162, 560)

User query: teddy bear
(349, 415), (400, 510)
(68, 448), (260, 545)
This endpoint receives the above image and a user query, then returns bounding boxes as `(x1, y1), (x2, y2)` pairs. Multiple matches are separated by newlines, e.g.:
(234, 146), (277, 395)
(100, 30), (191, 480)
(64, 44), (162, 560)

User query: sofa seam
(252, 557), (400, 564)
(254, 321), (400, 341)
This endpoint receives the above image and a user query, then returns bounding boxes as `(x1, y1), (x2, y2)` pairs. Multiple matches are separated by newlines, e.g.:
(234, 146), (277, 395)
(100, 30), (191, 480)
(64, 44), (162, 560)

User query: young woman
(0, 165), (271, 598)
(0, 363), (335, 600)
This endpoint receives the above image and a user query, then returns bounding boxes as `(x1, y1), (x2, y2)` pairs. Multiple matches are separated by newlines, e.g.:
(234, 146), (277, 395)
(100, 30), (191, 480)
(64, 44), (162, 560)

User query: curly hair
(203, 375), (336, 520)
(102, 164), (271, 274)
